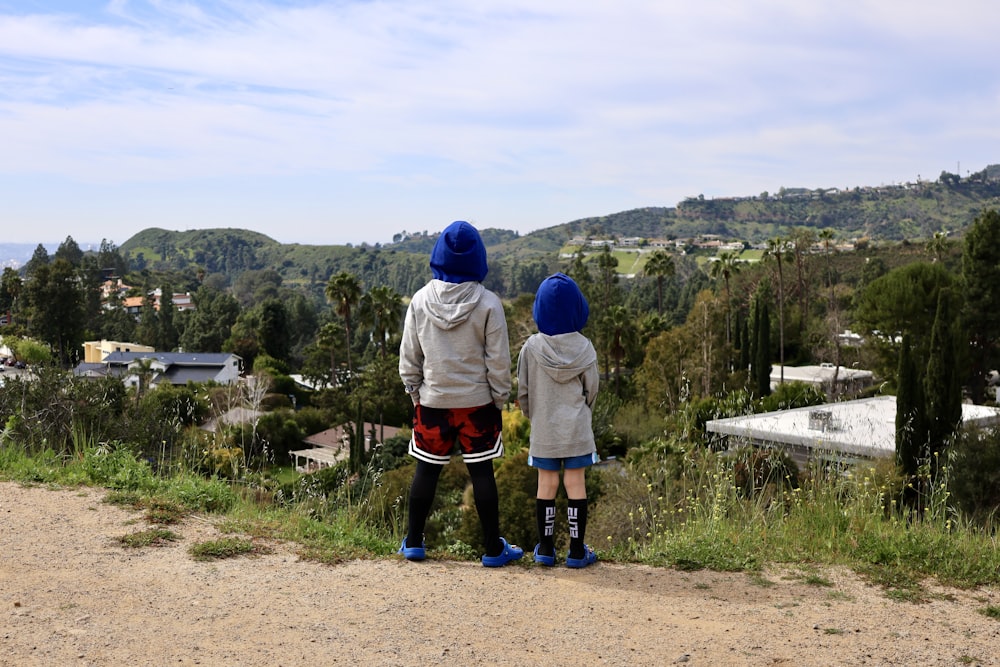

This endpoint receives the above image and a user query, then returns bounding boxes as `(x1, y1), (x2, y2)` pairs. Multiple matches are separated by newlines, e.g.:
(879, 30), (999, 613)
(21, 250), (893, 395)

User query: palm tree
(601, 305), (638, 397)
(358, 285), (403, 359)
(316, 321), (345, 386)
(791, 228), (815, 338)
(708, 251), (740, 346)
(926, 230), (949, 263)
(131, 357), (156, 405)
(818, 229), (842, 390)
(595, 244), (619, 312)
(763, 238), (792, 384)
(643, 250), (675, 315)
(325, 272), (362, 377)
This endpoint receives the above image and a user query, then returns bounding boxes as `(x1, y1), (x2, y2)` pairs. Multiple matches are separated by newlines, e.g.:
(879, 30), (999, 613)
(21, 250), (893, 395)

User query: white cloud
(0, 0), (998, 244)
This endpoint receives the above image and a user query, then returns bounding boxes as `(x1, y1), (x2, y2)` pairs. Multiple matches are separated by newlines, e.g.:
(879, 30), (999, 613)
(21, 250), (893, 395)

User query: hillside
(112, 171), (1000, 297)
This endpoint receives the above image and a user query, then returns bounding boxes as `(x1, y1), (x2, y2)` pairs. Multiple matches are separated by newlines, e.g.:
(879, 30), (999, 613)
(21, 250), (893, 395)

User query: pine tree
(924, 287), (962, 477)
(895, 334), (924, 479)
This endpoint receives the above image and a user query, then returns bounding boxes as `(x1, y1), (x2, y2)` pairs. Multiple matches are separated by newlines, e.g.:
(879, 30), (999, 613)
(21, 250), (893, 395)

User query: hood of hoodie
(530, 332), (597, 384)
(429, 221), (489, 284)
(533, 272), (588, 335)
(424, 280), (485, 330)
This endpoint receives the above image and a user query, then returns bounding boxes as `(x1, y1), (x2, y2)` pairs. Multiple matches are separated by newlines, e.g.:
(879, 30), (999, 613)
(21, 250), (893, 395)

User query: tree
(790, 228), (816, 338)
(358, 285), (403, 359)
(600, 305), (638, 397)
(158, 285), (178, 351)
(636, 289), (728, 405)
(643, 250), (675, 316)
(763, 238), (791, 384)
(923, 287), (962, 476)
(257, 298), (291, 362)
(895, 334), (924, 480)
(24, 244), (50, 277)
(926, 230), (949, 264)
(854, 262), (953, 383)
(0, 268), (22, 322)
(21, 258), (85, 365)
(180, 287), (240, 353)
(818, 229), (842, 390)
(708, 251), (740, 346)
(325, 272), (362, 376)
(135, 290), (159, 347)
(961, 209), (1000, 403)
(54, 236), (83, 267)
(752, 294), (771, 397)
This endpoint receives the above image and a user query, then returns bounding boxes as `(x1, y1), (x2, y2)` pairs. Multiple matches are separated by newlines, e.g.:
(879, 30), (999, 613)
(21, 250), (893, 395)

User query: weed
(979, 606), (1000, 620)
(826, 590), (854, 602)
(118, 528), (180, 548)
(747, 573), (775, 587)
(188, 537), (270, 561)
(803, 574), (833, 587)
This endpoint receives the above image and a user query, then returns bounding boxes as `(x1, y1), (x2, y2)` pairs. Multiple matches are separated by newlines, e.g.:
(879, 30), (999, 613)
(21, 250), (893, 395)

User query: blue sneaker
(481, 537), (524, 567)
(398, 536), (426, 561)
(533, 543), (556, 567)
(565, 545), (597, 569)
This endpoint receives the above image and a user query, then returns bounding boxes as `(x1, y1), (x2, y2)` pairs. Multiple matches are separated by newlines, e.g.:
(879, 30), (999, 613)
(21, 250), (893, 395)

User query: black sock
(568, 498), (588, 559)
(536, 498), (556, 556)
(467, 460), (502, 556)
(406, 461), (442, 548)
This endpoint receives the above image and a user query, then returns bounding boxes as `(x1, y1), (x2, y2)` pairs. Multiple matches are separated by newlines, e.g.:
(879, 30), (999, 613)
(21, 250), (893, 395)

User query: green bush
(948, 426), (1000, 527)
(760, 381), (826, 412)
(82, 443), (156, 491)
(729, 446), (800, 500)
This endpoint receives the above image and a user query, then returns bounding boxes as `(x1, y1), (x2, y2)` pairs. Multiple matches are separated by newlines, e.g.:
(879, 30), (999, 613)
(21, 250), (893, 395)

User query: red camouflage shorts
(409, 402), (504, 465)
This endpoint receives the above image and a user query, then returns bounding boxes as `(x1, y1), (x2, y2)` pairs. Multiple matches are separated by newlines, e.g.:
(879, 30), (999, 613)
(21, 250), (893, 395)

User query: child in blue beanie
(398, 220), (523, 567)
(517, 272), (599, 567)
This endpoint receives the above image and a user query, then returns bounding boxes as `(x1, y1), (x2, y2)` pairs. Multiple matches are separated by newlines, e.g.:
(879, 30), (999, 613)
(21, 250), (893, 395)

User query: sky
(0, 1), (998, 248)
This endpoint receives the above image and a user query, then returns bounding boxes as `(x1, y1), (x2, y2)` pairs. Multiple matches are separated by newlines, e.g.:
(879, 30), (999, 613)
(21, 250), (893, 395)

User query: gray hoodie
(516, 331), (599, 459)
(399, 279), (511, 409)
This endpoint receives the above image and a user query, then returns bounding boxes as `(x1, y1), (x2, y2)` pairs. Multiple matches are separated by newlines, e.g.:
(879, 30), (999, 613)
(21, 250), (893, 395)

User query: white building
(705, 395), (1000, 466)
(771, 364), (874, 399)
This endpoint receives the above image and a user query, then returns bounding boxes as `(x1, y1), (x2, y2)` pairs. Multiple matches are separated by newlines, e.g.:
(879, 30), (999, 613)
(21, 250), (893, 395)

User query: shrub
(948, 426), (1000, 527)
(729, 446), (800, 500)
(760, 381), (826, 412)
(82, 442), (156, 491)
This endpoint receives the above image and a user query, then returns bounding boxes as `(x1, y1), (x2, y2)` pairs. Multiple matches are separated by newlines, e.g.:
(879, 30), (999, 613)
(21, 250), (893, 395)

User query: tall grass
(593, 445), (1000, 592)
(2, 432), (999, 593)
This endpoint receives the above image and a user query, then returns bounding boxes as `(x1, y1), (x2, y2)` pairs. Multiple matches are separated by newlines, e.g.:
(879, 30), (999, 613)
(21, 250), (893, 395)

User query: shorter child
(516, 273), (599, 568)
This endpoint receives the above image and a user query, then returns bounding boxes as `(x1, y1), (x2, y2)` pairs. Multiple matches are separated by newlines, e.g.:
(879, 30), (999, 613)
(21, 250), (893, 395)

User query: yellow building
(82, 340), (156, 364)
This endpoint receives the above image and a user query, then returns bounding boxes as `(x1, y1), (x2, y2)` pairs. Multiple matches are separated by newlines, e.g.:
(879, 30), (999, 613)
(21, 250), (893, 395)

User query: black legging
(406, 459), (502, 556)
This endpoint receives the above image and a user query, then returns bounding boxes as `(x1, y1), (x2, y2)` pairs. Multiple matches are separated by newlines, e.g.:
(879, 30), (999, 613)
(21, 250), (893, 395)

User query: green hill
(115, 169), (1000, 299)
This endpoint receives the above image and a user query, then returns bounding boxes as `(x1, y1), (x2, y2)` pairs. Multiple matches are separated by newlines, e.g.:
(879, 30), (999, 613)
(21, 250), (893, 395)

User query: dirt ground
(2, 481), (999, 666)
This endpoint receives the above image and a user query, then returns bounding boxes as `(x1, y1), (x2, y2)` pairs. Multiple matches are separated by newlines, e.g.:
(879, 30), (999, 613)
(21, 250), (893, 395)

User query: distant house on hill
(73, 351), (242, 387)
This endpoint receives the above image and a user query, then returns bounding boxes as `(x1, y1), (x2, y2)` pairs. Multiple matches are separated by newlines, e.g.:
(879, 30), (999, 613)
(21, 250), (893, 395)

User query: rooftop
(706, 395), (1000, 463)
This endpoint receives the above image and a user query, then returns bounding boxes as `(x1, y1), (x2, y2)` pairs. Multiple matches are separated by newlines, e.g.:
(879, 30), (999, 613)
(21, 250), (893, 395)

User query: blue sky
(0, 1), (997, 247)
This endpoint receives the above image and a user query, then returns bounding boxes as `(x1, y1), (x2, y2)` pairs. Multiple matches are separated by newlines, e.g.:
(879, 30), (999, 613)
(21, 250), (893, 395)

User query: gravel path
(2, 481), (999, 666)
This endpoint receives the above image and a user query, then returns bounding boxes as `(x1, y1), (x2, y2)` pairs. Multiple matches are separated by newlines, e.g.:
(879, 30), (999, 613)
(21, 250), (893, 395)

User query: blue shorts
(528, 452), (599, 471)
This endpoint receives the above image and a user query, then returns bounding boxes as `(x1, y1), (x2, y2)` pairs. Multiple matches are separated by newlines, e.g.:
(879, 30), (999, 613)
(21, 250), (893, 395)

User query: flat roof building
(706, 395), (1000, 466)
(771, 364), (875, 399)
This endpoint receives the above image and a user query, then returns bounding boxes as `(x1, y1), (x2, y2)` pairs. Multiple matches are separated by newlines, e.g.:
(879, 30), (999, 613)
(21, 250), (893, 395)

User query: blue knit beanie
(533, 272), (589, 335)
(430, 221), (489, 283)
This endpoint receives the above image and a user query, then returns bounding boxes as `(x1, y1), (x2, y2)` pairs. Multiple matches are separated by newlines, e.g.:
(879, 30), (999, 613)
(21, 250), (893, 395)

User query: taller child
(398, 220), (523, 567)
